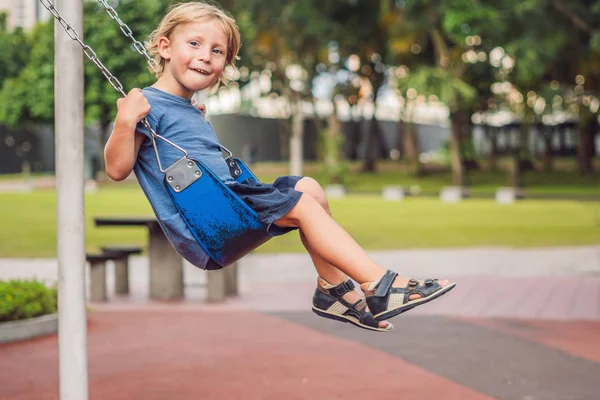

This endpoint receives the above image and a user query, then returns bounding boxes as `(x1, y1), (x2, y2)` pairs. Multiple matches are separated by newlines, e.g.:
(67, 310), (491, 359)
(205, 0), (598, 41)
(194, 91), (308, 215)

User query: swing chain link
(40, 0), (190, 172)
(94, 0), (159, 72)
(39, 0), (126, 97)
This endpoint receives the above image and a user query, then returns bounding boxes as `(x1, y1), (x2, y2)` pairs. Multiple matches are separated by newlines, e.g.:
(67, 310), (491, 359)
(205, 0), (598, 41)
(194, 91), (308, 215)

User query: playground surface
(2, 310), (600, 400)
(1, 246), (600, 399)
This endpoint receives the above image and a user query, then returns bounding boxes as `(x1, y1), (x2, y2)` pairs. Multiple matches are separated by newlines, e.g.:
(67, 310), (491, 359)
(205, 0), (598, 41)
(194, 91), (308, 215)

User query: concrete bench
(100, 246), (143, 295)
(86, 248), (237, 303)
(86, 253), (126, 302)
(86, 246), (143, 301)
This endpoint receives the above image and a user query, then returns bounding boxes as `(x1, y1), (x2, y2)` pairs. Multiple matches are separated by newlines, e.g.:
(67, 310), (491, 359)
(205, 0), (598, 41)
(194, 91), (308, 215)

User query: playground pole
(54, 0), (89, 398)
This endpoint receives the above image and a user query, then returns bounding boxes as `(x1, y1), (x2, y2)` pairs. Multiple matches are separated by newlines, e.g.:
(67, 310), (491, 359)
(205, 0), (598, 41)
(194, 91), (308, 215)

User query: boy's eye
(212, 48), (223, 55)
(190, 41), (199, 47)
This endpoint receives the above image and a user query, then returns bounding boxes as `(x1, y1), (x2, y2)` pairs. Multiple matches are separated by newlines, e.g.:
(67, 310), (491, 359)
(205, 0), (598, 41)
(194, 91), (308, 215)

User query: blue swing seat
(164, 156), (271, 268)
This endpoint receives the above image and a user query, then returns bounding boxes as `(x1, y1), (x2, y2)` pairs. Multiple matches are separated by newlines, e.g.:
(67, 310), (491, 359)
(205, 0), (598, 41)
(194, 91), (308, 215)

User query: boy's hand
(191, 98), (207, 115)
(116, 88), (151, 127)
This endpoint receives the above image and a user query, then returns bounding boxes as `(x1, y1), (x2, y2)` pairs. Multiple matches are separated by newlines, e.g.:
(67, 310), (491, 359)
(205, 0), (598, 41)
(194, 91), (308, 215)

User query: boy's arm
(104, 121), (145, 181)
(104, 89), (150, 181)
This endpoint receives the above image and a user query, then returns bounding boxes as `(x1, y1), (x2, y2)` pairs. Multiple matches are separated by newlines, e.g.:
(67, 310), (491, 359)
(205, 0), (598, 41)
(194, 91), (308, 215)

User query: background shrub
(0, 280), (57, 322)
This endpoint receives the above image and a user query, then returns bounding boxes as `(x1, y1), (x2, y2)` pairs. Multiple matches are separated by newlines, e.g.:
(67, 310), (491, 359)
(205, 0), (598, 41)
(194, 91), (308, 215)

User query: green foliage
(233, 0), (335, 96)
(0, 0), (165, 129)
(436, 137), (477, 164)
(0, 19), (54, 127)
(0, 15), (31, 82)
(402, 66), (477, 107)
(83, 0), (162, 127)
(0, 14), (41, 127)
(438, 0), (505, 44)
(591, 33), (600, 52)
(0, 280), (57, 322)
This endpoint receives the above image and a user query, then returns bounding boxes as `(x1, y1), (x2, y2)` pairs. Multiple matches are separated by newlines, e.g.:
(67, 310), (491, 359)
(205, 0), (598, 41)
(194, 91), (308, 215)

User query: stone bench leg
(149, 226), (183, 300)
(225, 262), (238, 297)
(207, 269), (226, 302)
(113, 258), (129, 295)
(89, 260), (107, 302)
(207, 262), (238, 302)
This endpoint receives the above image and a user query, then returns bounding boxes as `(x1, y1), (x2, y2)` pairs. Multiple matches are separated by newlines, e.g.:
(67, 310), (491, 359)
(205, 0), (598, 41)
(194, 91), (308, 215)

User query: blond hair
(146, 1), (241, 86)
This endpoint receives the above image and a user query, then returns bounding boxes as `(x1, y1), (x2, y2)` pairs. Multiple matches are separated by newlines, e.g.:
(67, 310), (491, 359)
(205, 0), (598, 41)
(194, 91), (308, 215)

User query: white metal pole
(54, 0), (89, 398)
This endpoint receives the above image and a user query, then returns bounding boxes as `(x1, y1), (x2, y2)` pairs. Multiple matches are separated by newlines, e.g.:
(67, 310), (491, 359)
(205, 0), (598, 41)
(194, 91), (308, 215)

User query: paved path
(1, 246), (599, 320)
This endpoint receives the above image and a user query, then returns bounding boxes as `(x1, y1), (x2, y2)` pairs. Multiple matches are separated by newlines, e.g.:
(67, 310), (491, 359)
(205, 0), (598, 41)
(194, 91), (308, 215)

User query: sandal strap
(332, 280), (355, 297)
(374, 270), (398, 298)
(318, 278), (355, 298)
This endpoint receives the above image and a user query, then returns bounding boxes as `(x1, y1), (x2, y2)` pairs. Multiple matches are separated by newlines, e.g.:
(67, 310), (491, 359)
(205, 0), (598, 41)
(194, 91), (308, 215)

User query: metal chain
(40, 0), (127, 97)
(94, 0), (159, 72)
(39, 0), (189, 172)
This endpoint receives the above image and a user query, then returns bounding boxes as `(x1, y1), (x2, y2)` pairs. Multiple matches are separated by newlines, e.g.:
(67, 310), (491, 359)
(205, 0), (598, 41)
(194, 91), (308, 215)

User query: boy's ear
(157, 36), (171, 60)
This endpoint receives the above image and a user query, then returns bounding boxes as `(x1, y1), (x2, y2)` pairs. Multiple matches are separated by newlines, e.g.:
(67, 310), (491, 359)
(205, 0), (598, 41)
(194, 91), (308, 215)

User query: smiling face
(155, 19), (228, 98)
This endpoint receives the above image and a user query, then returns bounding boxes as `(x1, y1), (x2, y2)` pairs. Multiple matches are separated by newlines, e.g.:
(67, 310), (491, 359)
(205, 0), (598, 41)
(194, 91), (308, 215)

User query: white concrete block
(382, 185), (405, 201)
(496, 187), (521, 204)
(440, 186), (463, 203)
(325, 184), (346, 199)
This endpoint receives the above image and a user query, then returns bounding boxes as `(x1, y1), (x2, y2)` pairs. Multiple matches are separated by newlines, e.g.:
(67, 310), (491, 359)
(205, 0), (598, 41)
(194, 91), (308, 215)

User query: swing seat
(164, 156), (271, 267)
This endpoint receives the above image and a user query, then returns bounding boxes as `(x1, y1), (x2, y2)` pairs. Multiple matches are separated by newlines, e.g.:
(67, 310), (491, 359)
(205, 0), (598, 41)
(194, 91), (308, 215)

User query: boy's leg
(277, 179), (451, 300)
(293, 178), (352, 284)
(294, 179), (390, 328)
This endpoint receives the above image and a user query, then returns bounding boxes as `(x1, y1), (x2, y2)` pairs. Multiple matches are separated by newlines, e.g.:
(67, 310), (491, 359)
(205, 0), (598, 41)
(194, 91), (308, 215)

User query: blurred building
(0, 0), (50, 30)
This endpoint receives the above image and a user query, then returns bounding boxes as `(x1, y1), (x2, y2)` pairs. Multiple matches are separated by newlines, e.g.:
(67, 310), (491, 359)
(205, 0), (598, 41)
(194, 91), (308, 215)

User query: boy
(104, 2), (455, 332)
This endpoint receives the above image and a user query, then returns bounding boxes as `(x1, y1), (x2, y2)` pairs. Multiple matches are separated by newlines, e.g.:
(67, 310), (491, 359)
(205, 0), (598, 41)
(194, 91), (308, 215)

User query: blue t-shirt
(133, 86), (233, 269)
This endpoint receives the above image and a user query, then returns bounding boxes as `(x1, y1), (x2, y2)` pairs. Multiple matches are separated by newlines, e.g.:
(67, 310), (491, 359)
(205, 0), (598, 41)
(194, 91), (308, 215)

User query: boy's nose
(198, 48), (211, 63)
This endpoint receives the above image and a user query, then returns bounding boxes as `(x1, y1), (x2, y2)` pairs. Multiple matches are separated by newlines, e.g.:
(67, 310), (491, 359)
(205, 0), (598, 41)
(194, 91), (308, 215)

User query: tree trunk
(558, 127), (568, 156)
(347, 118), (360, 160)
(403, 122), (421, 176)
(520, 123), (534, 170)
(510, 148), (523, 188)
(510, 124), (526, 189)
(577, 114), (598, 175)
(449, 112), (466, 187)
(361, 69), (385, 173)
(485, 126), (498, 171)
(277, 118), (290, 161)
(312, 99), (324, 147)
(325, 109), (344, 184)
(542, 126), (554, 172)
(362, 114), (385, 172)
(289, 96), (304, 176)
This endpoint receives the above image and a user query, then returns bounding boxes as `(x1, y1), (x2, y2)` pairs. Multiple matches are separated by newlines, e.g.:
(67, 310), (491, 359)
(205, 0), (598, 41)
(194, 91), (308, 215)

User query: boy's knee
(295, 177), (329, 211)
(275, 193), (320, 227)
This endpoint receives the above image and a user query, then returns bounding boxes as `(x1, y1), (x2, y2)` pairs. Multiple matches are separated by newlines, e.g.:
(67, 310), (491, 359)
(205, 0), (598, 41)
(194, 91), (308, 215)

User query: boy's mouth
(191, 67), (210, 76)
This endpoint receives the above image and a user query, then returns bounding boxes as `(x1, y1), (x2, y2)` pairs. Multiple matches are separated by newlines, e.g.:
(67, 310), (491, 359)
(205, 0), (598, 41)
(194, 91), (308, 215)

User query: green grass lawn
(0, 186), (598, 258)
(251, 160), (600, 197)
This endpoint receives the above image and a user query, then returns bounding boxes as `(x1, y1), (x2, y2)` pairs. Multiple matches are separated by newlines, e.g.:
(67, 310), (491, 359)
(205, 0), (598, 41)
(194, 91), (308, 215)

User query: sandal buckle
(334, 280), (354, 296)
